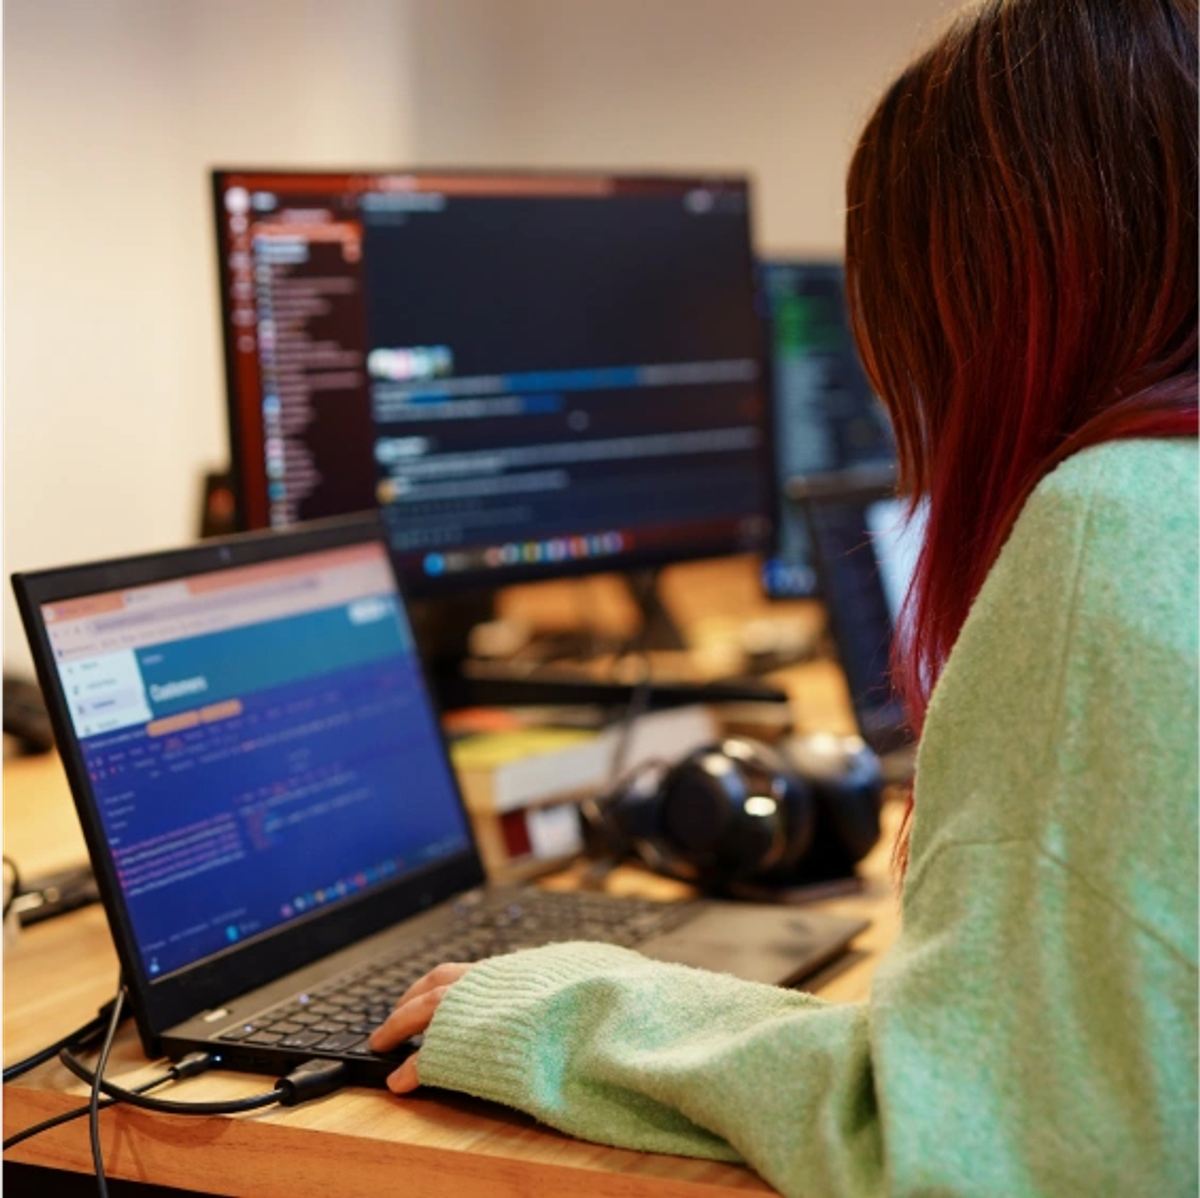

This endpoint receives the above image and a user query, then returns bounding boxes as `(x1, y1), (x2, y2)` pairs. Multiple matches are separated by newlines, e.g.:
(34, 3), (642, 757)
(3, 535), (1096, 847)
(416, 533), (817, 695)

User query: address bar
(91, 576), (321, 632)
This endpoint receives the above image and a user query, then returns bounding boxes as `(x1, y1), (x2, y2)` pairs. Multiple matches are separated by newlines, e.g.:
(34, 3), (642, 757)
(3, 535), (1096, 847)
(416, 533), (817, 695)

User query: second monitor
(759, 259), (896, 600)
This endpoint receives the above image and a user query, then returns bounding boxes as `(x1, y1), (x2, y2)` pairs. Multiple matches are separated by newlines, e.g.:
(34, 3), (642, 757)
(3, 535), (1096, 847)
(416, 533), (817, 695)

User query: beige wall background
(3, 0), (951, 675)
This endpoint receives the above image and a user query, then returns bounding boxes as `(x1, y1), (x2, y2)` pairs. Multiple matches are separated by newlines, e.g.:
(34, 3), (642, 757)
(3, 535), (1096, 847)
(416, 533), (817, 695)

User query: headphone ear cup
(655, 738), (817, 884)
(579, 762), (665, 865)
(783, 734), (884, 868)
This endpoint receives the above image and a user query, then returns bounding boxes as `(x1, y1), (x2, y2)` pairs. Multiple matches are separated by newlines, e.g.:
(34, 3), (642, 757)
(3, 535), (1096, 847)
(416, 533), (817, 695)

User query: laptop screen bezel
(12, 512), (487, 1054)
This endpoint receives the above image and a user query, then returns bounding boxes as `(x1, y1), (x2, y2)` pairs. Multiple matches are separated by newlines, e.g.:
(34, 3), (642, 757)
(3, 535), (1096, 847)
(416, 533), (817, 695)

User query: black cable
(274, 1058), (355, 1106)
(89, 981), (125, 1198)
(2, 1058), (208, 1151)
(575, 655), (660, 887)
(59, 1047), (287, 1115)
(60, 1046), (350, 1113)
(3, 1005), (117, 1084)
(605, 652), (655, 786)
(5, 1079), (161, 1152)
(11, 986), (349, 1188)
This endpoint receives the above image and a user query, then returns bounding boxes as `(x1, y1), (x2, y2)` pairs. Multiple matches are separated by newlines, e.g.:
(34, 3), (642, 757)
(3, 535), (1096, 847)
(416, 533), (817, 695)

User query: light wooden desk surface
(2, 567), (901, 1197)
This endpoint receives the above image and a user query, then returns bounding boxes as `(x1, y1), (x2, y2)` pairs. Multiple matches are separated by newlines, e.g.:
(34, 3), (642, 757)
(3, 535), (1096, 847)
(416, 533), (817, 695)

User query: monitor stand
(409, 576), (788, 714)
(624, 567), (688, 652)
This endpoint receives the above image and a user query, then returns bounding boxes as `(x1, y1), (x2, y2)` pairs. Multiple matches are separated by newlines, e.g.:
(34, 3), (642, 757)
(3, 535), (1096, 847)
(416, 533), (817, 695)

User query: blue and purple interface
(43, 543), (471, 980)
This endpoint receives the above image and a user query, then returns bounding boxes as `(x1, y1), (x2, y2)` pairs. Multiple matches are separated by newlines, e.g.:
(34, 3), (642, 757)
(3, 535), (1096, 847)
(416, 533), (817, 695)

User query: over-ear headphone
(581, 734), (884, 894)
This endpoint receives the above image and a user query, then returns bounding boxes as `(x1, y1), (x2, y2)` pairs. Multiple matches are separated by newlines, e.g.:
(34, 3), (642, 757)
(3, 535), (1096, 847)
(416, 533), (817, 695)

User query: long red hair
(844, 0), (1199, 871)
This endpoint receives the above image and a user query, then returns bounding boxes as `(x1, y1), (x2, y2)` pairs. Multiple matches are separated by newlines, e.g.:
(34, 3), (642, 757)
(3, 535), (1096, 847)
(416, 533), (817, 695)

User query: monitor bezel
(12, 512), (487, 1055)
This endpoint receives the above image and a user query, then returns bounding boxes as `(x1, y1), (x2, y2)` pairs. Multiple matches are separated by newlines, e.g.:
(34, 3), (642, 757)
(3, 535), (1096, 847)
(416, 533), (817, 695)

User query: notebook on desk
(12, 513), (868, 1087)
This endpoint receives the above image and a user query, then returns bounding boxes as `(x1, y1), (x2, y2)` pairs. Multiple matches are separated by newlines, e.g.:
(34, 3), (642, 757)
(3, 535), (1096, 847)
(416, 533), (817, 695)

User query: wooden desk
(2, 620), (900, 1196)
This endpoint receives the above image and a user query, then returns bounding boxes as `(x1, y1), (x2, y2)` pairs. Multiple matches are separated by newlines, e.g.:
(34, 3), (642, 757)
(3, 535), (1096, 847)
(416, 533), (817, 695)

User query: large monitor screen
(213, 170), (774, 598)
(759, 260), (895, 598)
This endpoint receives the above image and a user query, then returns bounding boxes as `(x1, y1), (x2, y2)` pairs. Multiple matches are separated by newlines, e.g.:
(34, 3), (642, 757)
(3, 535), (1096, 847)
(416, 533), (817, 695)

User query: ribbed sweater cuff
(417, 940), (641, 1105)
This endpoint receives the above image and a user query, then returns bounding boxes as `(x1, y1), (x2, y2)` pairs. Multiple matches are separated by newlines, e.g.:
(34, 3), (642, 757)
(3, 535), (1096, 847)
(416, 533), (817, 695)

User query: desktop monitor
(212, 169), (775, 623)
(759, 259), (895, 598)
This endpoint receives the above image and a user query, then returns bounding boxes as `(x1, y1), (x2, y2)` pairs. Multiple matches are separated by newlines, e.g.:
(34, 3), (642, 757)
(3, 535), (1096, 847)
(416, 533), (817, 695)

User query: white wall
(2, 0), (951, 675)
(404, 0), (952, 253)
(2, 0), (416, 672)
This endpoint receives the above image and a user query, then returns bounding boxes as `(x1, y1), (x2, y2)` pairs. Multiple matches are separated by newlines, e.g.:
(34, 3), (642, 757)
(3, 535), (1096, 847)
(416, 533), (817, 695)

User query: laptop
(788, 472), (926, 776)
(13, 513), (869, 1087)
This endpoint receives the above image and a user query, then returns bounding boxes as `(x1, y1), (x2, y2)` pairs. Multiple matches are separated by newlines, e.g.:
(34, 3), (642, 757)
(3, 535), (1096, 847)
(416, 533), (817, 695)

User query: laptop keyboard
(217, 888), (698, 1056)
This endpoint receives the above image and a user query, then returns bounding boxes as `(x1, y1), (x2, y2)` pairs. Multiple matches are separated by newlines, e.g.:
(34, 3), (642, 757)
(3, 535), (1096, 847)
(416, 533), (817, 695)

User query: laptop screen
(864, 497), (926, 627)
(799, 487), (927, 758)
(38, 540), (473, 981)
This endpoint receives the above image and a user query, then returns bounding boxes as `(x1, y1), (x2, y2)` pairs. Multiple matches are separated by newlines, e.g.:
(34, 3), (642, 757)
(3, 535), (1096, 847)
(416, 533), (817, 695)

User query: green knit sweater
(419, 439), (1199, 1198)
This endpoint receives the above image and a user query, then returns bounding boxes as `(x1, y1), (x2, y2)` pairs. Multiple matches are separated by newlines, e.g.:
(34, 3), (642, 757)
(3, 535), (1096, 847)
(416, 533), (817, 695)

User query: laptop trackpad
(637, 905), (868, 986)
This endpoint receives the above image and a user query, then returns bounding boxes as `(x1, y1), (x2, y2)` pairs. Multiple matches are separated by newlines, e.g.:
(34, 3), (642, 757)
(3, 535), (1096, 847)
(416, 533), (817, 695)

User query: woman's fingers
(394, 961), (474, 1008)
(386, 1051), (421, 1094)
(368, 961), (474, 1055)
(370, 982), (451, 1051)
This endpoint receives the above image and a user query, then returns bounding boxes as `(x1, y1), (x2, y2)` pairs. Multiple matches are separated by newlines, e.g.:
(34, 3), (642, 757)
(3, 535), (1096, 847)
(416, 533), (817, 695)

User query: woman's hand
(369, 962), (475, 1093)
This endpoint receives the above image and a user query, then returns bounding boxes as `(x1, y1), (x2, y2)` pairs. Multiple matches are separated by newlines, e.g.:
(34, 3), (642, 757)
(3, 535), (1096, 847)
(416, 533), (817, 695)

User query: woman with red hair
(372, 2), (1198, 1192)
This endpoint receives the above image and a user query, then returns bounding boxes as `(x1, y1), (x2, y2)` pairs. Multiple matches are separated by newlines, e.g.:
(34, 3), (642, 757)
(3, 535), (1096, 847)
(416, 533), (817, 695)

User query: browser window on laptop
(40, 539), (473, 982)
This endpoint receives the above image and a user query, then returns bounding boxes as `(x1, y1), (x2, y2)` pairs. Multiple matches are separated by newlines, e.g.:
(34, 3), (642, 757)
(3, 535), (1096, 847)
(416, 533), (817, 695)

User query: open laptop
(13, 513), (868, 1087)
(788, 472), (926, 776)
